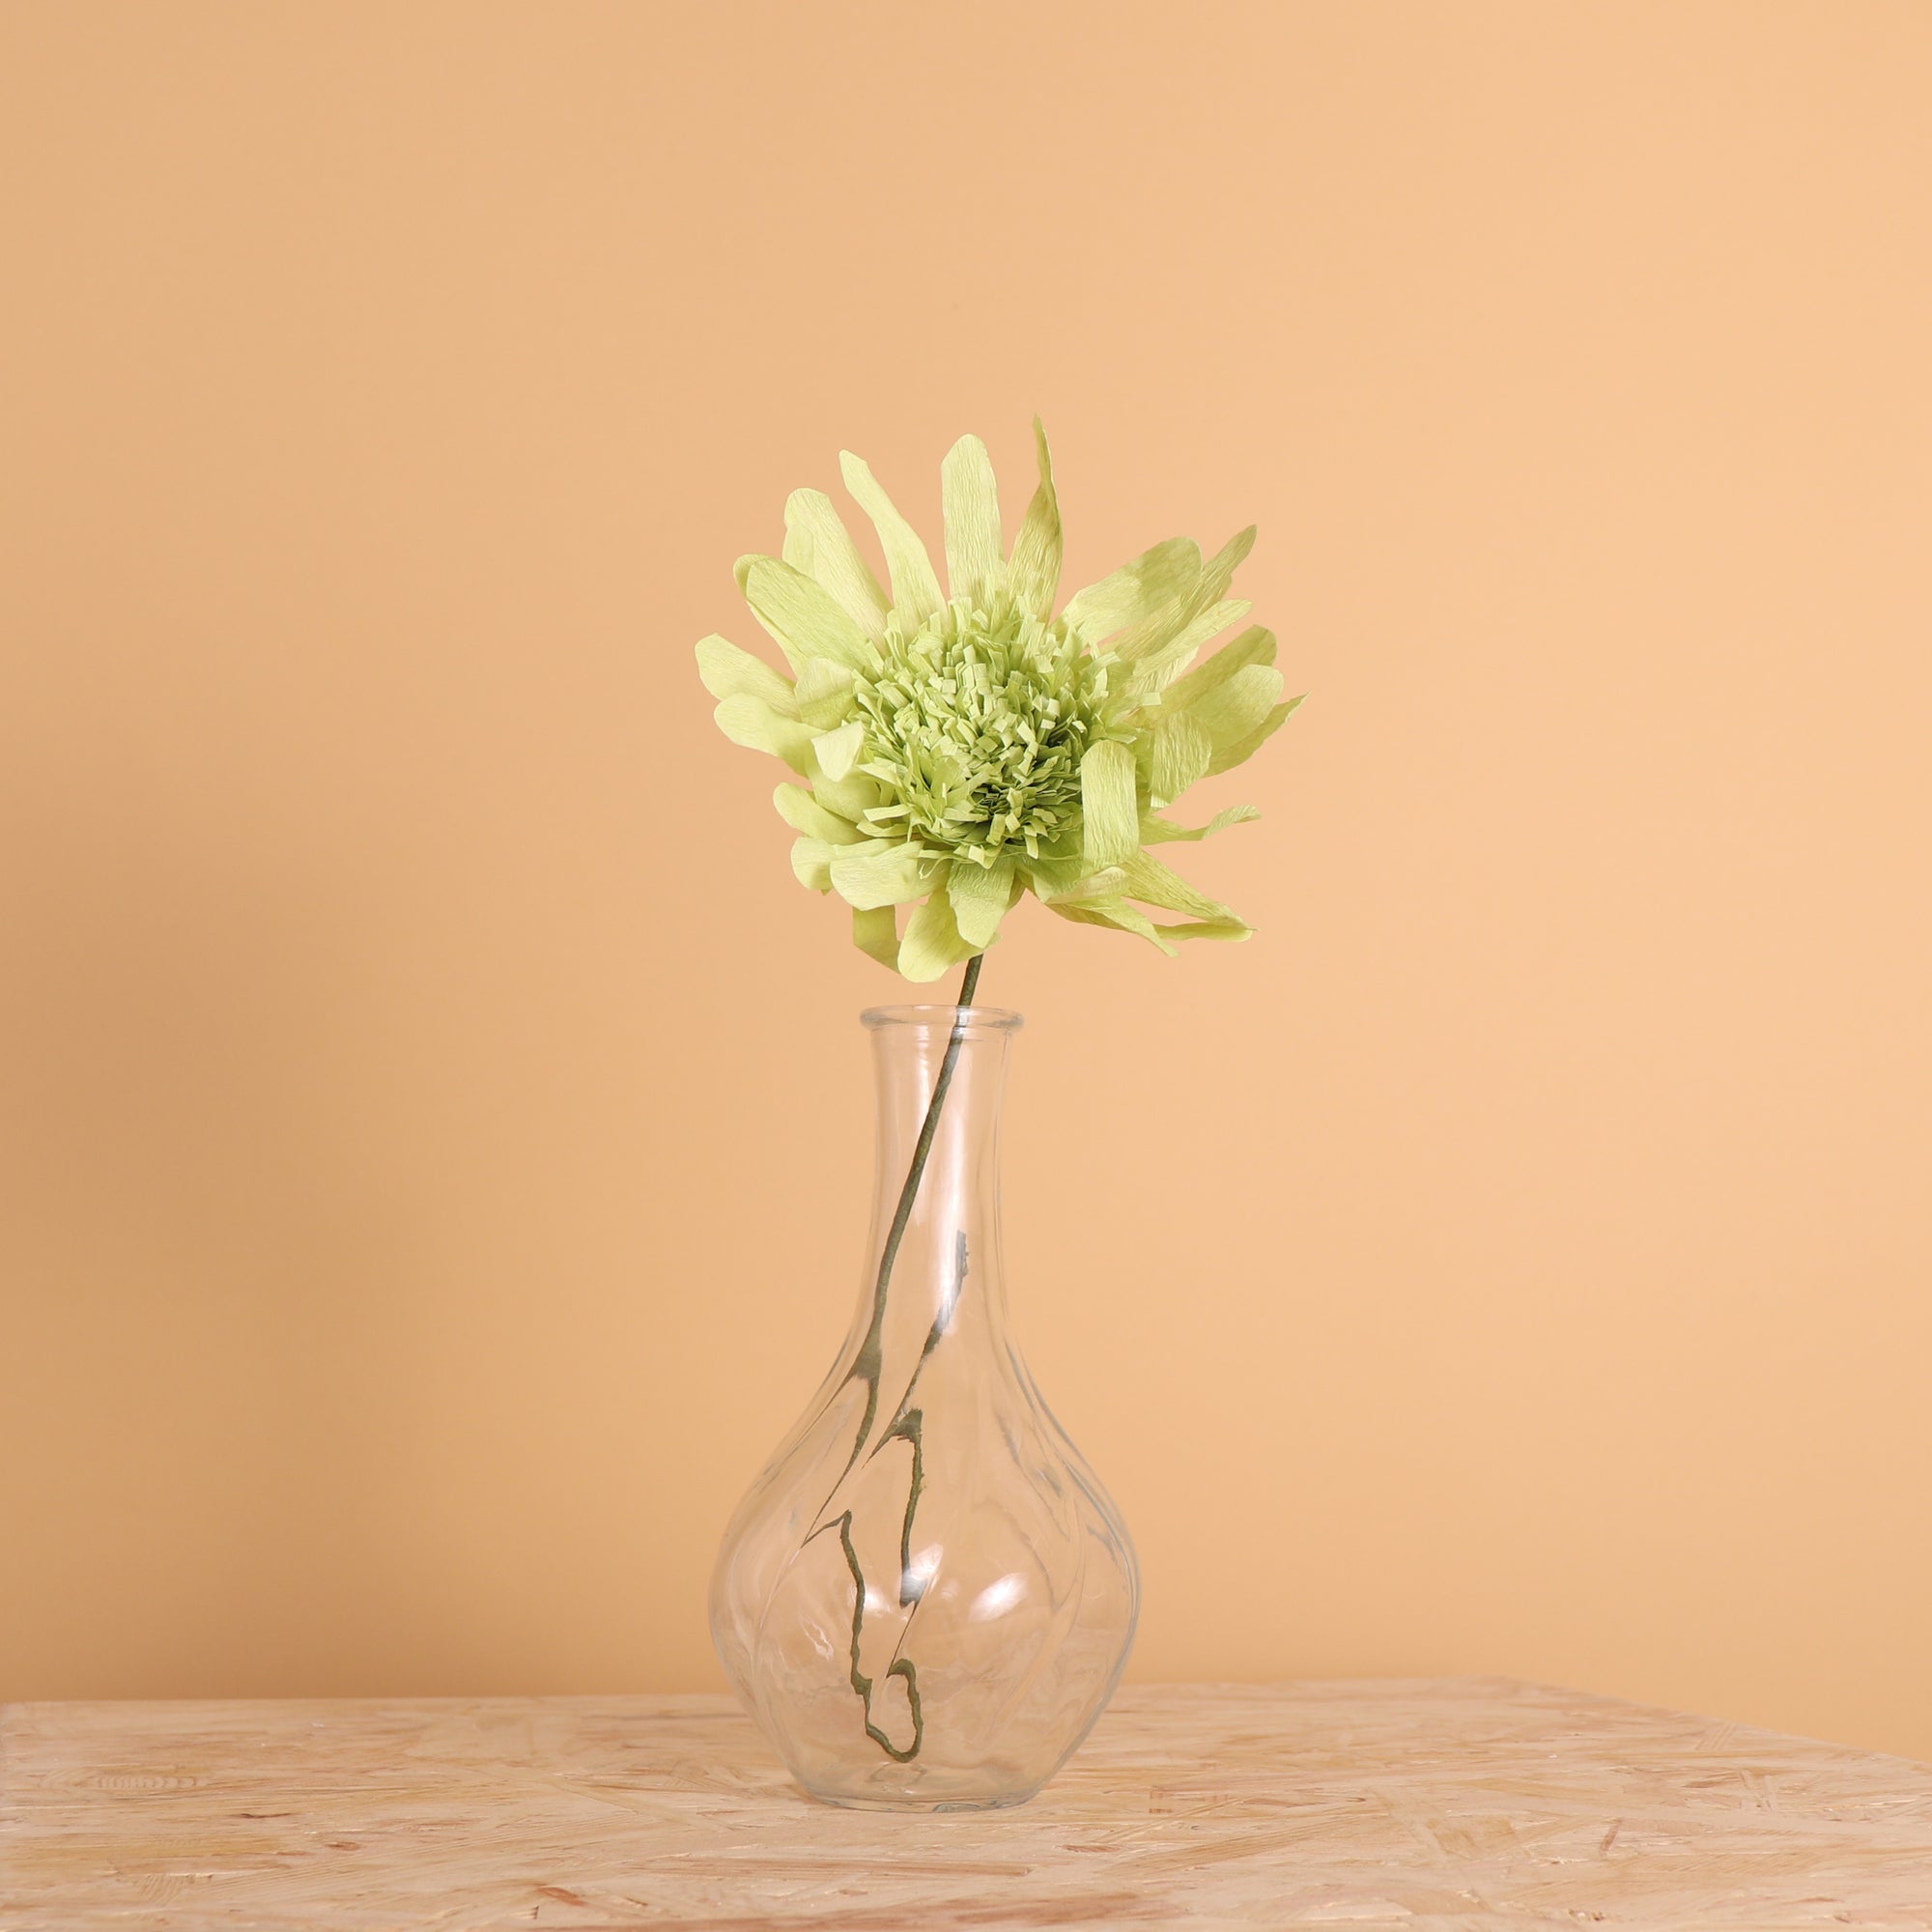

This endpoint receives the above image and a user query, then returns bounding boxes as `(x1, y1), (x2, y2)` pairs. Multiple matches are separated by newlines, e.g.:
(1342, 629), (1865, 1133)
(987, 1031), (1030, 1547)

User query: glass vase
(709, 1001), (1139, 1810)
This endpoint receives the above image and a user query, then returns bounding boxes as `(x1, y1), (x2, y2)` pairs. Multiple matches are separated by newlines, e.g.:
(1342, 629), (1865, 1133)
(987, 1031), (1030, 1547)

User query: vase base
(804, 1787), (1040, 1813)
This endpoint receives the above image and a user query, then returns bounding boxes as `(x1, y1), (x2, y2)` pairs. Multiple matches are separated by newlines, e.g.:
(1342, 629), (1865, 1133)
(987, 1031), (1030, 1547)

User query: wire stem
(808, 950), (984, 1763)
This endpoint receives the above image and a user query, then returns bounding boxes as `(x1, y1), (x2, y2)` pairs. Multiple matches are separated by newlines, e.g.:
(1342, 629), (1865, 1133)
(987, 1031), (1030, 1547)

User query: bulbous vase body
(709, 1003), (1139, 1810)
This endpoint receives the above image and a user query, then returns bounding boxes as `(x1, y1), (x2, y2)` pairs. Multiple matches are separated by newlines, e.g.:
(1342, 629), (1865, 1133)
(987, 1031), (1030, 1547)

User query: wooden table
(5, 1679), (1930, 1929)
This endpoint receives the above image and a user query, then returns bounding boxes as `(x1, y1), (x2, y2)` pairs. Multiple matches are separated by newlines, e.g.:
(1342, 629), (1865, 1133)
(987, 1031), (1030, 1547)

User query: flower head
(696, 424), (1299, 980)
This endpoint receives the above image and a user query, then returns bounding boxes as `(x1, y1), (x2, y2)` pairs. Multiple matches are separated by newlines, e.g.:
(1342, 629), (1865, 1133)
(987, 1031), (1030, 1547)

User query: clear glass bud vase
(709, 1003), (1139, 1810)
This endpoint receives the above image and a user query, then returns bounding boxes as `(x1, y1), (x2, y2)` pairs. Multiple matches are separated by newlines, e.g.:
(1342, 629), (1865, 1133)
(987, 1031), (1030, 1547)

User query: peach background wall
(4, 2), (1929, 1759)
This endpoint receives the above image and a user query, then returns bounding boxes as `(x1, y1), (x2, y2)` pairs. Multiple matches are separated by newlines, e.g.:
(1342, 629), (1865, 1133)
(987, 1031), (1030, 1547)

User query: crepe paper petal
(714, 695), (814, 773)
(798, 688), (859, 732)
(810, 767), (888, 823)
(811, 719), (867, 781)
(1141, 804), (1263, 842)
(781, 504), (814, 576)
(695, 635), (798, 713)
(739, 555), (879, 677)
(1159, 624), (1276, 714)
(774, 781), (864, 844)
(1045, 895), (1179, 955)
(1006, 418), (1062, 621)
(784, 489), (890, 639)
(829, 840), (936, 910)
(1182, 662), (1286, 750)
(1124, 599), (1252, 699)
(1082, 549), (1198, 661)
(791, 836), (836, 892)
(794, 657), (853, 702)
(1150, 711), (1212, 808)
(947, 854), (1018, 948)
(1108, 549), (1207, 663)
(940, 435), (1005, 608)
(1122, 849), (1238, 923)
(1161, 917), (1253, 943)
(1080, 738), (1140, 867)
(852, 904), (900, 971)
(840, 452), (943, 628)
(1207, 691), (1305, 776)
(1063, 536), (1198, 643)
(793, 657), (858, 730)
(1195, 525), (1257, 611)
(1030, 860), (1127, 903)
(898, 880), (980, 982)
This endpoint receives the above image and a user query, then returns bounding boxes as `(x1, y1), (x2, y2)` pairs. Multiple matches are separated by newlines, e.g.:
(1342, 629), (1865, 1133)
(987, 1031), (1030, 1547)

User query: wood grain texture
(4, 1680), (1931, 1930)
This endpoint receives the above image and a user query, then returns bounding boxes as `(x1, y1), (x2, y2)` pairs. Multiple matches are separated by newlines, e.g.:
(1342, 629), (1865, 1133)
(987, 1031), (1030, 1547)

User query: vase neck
(856, 1005), (1020, 1359)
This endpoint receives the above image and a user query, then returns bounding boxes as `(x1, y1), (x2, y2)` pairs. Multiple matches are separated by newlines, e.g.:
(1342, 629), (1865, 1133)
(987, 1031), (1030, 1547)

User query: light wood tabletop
(4, 1678), (1930, 1929)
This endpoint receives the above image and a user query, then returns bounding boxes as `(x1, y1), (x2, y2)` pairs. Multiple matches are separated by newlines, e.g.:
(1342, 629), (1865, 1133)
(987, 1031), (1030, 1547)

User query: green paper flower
(696, 423), (1300, 981)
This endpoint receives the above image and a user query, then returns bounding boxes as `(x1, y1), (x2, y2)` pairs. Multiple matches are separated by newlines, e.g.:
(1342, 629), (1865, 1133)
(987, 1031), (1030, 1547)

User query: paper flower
(696, 424), (1299, 981)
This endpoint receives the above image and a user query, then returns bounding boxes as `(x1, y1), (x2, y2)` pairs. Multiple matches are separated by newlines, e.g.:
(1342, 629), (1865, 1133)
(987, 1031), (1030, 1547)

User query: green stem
(867, 952), (983, 1344)
(805, 951), (984, 1764)
(819, 952), (985, 1506)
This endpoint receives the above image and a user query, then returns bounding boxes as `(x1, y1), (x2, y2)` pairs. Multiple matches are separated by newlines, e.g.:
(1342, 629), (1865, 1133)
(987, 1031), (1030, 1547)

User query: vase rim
(861, 1003), (1024, 1034)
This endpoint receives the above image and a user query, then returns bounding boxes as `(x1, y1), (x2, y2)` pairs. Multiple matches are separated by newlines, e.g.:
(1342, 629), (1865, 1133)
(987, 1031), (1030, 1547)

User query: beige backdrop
(4, 1), (1929, 1760)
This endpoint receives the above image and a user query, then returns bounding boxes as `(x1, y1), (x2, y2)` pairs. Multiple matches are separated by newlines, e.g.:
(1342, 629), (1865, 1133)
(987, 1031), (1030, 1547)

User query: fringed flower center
(852, 599), (1125, 867)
